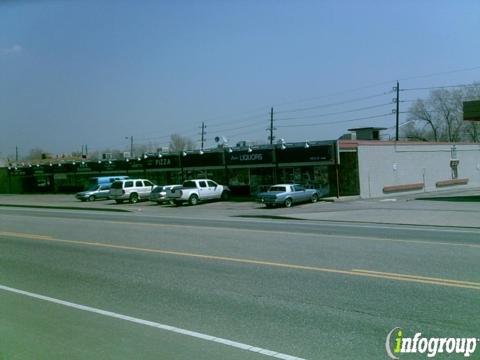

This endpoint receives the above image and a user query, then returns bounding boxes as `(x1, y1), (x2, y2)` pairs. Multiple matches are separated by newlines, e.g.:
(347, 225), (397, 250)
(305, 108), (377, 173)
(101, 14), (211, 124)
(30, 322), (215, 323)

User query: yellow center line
(351, 269), (480, 286)
(12, 215), (480, 249)
(0, 231), (55, 241)
(1, 230), (479, 291)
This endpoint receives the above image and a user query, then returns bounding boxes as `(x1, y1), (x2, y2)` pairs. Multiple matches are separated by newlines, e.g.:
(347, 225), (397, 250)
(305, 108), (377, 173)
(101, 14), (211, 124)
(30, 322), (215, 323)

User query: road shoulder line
(0, 284), (305, 360)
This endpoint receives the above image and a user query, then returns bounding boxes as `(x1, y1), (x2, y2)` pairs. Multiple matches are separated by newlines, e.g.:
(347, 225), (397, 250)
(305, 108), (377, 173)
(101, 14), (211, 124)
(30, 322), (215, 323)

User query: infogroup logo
(385, 327), (478, 359)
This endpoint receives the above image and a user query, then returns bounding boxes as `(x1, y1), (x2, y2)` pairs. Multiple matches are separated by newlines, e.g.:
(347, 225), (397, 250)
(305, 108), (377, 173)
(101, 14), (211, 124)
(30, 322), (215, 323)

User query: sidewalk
(291, 207), (480, 228)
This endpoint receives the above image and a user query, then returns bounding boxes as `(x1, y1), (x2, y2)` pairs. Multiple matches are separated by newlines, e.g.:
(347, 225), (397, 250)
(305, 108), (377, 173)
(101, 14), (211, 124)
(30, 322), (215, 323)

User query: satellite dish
(214, 136), (228, 145)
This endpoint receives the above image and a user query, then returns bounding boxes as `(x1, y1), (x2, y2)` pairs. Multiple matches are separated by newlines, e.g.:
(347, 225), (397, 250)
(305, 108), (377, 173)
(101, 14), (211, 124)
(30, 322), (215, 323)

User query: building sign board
(144, 155), (179, 169)
(226, 149), (273, 166)
(463, 100), (480, 121)
(181, 152), (224, 168)
(277, 145), (334, 164)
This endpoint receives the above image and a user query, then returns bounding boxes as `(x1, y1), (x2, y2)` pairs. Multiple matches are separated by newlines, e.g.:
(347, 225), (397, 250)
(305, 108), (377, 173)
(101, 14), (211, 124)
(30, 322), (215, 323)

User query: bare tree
(168, 134), (195, 152)
(405, 83), (480, 142)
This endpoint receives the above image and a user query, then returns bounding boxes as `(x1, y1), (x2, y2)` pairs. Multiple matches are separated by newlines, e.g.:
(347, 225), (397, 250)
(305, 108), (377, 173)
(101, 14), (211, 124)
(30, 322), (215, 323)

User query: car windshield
(269, 186), (286, 192)
(86, 185), (100, 191)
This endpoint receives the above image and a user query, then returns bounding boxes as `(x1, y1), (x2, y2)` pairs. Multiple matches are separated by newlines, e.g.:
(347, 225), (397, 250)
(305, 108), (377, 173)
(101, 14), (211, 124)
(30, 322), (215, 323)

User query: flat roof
(347, 127), (387, 131)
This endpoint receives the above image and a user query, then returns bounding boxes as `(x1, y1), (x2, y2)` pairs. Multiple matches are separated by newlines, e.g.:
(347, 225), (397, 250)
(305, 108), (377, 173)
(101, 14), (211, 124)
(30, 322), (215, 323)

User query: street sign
(463, 100), (480, 121)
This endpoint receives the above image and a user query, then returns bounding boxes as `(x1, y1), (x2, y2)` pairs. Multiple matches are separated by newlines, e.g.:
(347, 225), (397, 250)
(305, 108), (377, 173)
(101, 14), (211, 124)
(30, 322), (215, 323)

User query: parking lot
(1, 188), (479, 228)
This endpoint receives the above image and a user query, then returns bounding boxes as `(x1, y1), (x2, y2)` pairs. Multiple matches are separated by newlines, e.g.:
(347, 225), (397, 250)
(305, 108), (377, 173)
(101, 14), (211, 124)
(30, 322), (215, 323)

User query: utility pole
(395, 81), (400, 141)
(267, 107), (275, 145)
(125, 136), (133, 158)
(200, 122), (206, 150)
(15, 145), (18, 162)
(130, 136), (133, 158)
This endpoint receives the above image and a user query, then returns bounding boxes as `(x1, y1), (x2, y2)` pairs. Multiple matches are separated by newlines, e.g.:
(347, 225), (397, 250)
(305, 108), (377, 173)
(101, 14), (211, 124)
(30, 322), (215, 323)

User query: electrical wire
(276, 113), (392, 128)
(275, 102), (392, 121)
(397, 65), (480, 82)
(274, 91), (392, 114)
(401, 83), (480, 92)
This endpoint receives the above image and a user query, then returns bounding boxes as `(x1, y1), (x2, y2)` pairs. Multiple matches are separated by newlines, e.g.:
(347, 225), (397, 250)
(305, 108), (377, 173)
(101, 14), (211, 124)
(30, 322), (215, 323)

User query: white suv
(110, 179), (155, 204)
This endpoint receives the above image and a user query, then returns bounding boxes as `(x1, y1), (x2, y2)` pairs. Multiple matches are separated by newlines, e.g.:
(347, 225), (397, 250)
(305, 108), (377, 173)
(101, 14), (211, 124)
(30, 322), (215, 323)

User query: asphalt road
(0, 207), (479, 359)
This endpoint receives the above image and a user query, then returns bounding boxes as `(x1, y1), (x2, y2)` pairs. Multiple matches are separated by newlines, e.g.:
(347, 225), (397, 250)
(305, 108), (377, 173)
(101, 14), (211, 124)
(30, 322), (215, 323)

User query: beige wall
(357, 143), (480, 198)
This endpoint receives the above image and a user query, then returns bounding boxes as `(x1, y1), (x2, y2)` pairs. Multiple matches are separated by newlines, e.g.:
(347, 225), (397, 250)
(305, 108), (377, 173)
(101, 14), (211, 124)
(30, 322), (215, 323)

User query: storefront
(4, 141), (344, 196)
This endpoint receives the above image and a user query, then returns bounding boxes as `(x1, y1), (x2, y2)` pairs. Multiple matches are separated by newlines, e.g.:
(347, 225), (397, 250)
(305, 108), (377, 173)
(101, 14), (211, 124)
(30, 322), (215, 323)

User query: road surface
(0, 206), (479, 359)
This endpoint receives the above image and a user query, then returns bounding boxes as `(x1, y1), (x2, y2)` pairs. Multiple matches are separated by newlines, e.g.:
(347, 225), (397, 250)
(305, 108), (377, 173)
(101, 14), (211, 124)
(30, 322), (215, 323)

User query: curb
(0, 204), (130, 213)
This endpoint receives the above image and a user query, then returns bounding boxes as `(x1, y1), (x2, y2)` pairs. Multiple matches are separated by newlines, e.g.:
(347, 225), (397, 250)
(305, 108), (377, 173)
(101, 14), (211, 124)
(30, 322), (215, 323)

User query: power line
(206, 112), (267, 129)
(269, 65), (480, 111)
(276, 113), (391, 128)
(401, 83), (480, 92)
(397, 65), (480, 82)
(224, 124), (267, 139)
(275, 102), (392, 121)
(274, 91), (392, 114)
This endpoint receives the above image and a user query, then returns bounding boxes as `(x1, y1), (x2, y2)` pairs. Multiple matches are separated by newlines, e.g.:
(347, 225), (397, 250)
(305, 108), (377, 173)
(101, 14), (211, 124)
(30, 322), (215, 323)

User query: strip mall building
(2, 135), (480, 198)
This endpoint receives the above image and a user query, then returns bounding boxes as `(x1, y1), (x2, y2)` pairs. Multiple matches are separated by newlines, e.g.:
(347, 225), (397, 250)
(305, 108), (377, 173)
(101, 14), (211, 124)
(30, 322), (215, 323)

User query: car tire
(284, 198), (292, 208)
(311, 194), (318, 203)
(115, 199), (123, 204)
(221, 191), (230, 201)
(129, 193), (139, 204)
(189, 194), (199, 206)
(173, 200), (182, 206)
(265, 203), (273, 208)
(157, 201), (162, 205)
(88, 195), (95, 202)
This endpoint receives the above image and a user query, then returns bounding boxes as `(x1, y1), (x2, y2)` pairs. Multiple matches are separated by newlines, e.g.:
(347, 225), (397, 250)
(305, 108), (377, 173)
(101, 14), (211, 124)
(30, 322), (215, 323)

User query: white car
(165, 179), (230, 205)
(109, 178), (155, 204)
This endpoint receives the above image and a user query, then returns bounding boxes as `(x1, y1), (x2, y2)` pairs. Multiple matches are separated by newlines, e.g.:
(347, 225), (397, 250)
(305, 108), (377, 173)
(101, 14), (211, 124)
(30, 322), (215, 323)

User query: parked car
(109, 179), (155, 204)
(257, 184), (320, 208)
(164, 179), (230, 205)
(75, 183), (112, 202)
(149, 184), (182, 204)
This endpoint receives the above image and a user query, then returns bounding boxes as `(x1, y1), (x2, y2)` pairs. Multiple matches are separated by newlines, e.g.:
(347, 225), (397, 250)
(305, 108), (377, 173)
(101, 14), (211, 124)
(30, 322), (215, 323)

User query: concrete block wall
(357, 143), (480, 198)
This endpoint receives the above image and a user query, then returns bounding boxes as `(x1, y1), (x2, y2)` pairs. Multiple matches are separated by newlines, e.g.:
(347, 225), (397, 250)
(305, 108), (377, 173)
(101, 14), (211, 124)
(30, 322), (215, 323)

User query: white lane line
(0, 284), (305, 360)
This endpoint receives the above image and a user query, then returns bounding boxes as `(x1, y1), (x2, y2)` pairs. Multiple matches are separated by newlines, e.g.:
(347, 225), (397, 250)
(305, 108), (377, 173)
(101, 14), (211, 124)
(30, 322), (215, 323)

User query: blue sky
(1, 0), (480, 158)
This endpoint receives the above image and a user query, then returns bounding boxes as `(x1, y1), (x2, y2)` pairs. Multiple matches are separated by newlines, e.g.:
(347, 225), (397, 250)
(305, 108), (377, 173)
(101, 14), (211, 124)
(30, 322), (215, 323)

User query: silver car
(257, 184), (320, 208)
(149, 184), (182, 204)
(75, 184), (112, 202)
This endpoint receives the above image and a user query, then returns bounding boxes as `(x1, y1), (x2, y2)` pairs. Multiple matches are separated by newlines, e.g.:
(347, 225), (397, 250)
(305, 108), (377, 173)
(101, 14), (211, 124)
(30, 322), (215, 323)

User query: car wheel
(157, 201), (162, 205)
(189, 194), (199, 206)
(284, 198), (292, 208)
(88, 195), (95, 202)
(129, 193), (139, 204)
(311, 194), (318, 203)
(265, 203), (273, 208)
(221, 191), (230, 200)
(115, 199), (123, 204)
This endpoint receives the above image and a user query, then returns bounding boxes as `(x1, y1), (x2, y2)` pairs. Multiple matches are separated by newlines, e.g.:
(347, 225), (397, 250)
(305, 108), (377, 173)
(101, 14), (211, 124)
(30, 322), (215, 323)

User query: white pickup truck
(165, 179), (230, 205)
